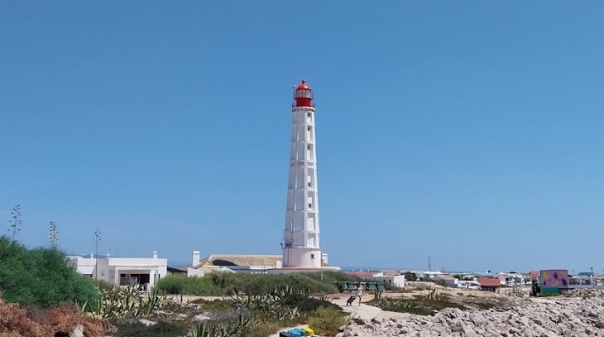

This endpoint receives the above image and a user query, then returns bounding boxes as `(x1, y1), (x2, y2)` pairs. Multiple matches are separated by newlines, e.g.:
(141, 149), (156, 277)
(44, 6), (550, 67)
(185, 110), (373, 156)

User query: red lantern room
(294, 80), (313, 107)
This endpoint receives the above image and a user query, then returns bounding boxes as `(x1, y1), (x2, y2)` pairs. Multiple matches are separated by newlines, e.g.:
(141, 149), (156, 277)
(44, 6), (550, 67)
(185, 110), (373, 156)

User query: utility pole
(591, 266), (594, 288)
(94, 227), (101, 280)
(49, 221), (59, 248)
(8, 204), (22, 242)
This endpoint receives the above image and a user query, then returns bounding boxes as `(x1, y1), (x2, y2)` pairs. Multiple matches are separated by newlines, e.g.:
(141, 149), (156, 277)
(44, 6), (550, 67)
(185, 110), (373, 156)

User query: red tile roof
(528, 271), (539, 279)
(479, 277), (501, 287)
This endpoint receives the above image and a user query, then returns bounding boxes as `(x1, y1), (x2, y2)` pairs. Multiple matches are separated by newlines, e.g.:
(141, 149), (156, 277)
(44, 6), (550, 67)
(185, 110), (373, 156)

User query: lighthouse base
(282, 248), (322, 269)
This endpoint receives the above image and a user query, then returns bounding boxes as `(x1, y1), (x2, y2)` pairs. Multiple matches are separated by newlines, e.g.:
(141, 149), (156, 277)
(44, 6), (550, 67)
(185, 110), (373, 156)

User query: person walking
(356, 282), (363, 306)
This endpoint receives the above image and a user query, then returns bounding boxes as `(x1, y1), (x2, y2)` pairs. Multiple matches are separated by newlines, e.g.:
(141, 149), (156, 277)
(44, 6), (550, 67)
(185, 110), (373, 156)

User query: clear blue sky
(1, 1), (603, 273)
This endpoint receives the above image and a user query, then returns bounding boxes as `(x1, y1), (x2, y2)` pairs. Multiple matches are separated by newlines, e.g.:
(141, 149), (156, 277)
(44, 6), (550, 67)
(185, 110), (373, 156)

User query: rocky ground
(337, 289), (604, 337)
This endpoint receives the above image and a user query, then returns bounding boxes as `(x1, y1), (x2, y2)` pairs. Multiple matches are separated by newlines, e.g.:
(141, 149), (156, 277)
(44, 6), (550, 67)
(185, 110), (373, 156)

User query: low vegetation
(0, 235), (351, 337)
(0, 300), (113, 337)
(0, 236), (98, 308)
(188, 284), (348, 337)
(155, 271), (354, 296)
(373, 289), (465, 316)
(81, 283), (180, 320)
(111, 320), (188, 337)
(307, 306), (350, 336)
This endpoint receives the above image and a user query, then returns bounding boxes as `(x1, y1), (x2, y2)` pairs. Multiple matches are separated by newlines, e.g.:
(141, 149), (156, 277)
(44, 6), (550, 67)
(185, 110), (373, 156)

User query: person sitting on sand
(356, 282), (363, 306)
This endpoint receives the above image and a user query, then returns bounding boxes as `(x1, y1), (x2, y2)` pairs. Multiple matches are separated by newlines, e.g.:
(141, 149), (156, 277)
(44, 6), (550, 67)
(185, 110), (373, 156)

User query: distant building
(497, 272), (531, 286)
(436, 274), (458, 288)
(68, 251), (167, 289)
(528, 271), (539, 281)
(479, 277), (501, 292)
(346, 271), (405, 288)
(190, 253), (283, 274)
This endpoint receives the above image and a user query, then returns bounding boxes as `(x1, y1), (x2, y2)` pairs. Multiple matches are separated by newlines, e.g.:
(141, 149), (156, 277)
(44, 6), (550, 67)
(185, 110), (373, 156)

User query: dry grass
(0, 302), (50, 337)
(0, 298), (113, 337)
(375, 282), (521, 314)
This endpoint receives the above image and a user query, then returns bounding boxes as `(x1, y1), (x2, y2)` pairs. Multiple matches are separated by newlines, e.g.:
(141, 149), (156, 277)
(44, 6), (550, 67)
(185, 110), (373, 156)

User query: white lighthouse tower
(282, 80), (322, 269)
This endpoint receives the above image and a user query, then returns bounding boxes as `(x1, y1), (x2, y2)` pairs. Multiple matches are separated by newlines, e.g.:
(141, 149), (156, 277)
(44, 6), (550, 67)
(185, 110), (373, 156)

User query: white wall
(69, 254), (168, 289)
(192, 251), (201, 267)
(187, 267), (204, 277)
(371, 275), (406, 288)
(439, 278), (459, 288)
(68, 256), (96, 277)
(283, 106), (321, 268)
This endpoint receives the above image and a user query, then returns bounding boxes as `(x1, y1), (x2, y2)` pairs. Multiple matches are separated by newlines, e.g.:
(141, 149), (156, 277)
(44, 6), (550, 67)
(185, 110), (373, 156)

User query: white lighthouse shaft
(283, 80), (321, 268)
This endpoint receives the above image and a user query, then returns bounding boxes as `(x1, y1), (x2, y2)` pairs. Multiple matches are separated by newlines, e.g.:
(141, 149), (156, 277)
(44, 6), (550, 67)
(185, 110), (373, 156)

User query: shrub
(0, 236), (99, 307)
(190, 313), (252, 337)
(158, 272), (344, 296)
(280, 293), (340, 313)
(43, 304), (114, 337)
(375, 291), (465, 315)
(84, 283), (173, 319)
(303, 271), (361, 284)
(0, 301), (49, 337)
(112, 320), (187, 337)
(155, 275), (187, 294)
(307, 306), (349, 337)
(0, 298), (112, 337)
(191, 299), (233, 312)
(210, 272), (339, 296)
(156, 274), (220, 295)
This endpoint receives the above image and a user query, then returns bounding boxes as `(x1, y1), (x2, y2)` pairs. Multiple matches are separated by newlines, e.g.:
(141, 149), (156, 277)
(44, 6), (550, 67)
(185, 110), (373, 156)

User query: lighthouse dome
(294, 80), (313, 107)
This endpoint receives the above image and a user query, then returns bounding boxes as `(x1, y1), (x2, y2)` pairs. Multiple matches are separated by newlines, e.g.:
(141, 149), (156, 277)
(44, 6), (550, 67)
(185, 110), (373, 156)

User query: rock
(339, 290), (604, 337)
(138, 319), (156, 326)
(192, 314), (212, 323)
(352, 317), (367, 325)
(450, 320), (464, 333)
(70, 324), (84, 337)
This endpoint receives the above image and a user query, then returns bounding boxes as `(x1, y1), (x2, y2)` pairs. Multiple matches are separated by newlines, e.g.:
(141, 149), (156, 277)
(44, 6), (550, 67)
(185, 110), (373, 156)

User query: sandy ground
(327, 281), (528, 320)
(172, 282), (529, 334)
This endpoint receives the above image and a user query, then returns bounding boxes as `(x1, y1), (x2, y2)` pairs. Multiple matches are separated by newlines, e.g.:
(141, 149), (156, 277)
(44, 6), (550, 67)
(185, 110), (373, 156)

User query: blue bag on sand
(288, 329), (303, 337)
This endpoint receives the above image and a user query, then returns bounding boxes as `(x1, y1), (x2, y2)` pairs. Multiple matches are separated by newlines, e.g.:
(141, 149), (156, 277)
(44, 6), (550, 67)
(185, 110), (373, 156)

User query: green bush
(307, 306), (350, 337)
(158, 272), (347, 296)
(155, 275), (186, 294)
(0, 236), (99, 307)
(279, 293), (340, 313)
(156, 274), (220, 295)
(209, 272), (339, 296)
(374, 291), (466, 316)
(303, 270), (361, 284)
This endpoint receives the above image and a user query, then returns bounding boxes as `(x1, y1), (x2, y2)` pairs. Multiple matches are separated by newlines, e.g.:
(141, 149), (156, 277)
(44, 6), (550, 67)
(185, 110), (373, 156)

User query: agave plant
(80, 283), (173, 319)
(191, 313), (251, 337)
